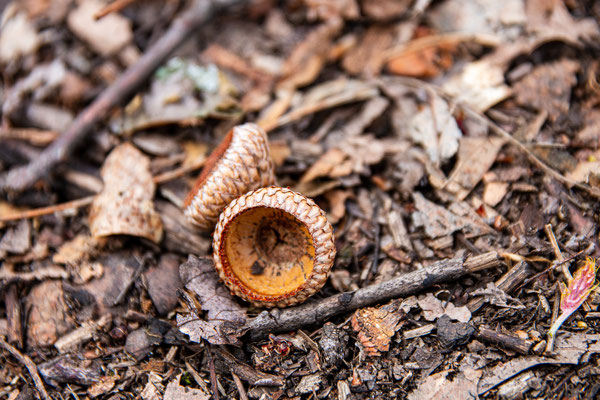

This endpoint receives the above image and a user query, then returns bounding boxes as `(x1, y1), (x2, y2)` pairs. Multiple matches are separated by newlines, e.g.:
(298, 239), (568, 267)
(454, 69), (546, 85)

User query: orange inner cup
(223, 207), (315, 296)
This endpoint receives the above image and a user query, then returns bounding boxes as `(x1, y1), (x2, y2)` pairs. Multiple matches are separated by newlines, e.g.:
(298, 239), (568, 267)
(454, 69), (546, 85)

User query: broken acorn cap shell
(213, 186), (336, 308)
(183, 123), (276, 231)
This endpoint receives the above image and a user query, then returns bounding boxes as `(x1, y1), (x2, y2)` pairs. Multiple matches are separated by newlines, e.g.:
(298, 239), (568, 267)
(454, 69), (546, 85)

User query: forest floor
(1, 0), (600, 399)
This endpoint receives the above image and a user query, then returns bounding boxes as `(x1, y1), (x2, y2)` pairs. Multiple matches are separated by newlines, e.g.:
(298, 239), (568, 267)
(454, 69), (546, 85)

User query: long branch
(0, 0), (245, 194)
(244, 252), (502, 340)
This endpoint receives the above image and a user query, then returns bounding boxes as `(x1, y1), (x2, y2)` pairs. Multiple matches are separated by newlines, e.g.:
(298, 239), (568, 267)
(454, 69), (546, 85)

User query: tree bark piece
(0, 0), (246, 194)
(244, 252), (502, 340)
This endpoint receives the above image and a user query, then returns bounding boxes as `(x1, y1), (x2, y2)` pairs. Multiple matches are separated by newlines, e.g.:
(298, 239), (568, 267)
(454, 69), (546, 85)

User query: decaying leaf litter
(1, 0), (600, 398)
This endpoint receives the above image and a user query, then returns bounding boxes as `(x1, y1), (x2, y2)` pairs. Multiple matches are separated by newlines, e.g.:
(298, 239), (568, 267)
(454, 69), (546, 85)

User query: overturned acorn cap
(183, 123), (276, 231)
(213, 186), (336, 308)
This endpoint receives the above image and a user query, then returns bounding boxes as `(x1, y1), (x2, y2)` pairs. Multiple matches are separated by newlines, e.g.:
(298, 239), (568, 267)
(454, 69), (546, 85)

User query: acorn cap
(183, 123), (276, 231)
(213, 186), (336, 308)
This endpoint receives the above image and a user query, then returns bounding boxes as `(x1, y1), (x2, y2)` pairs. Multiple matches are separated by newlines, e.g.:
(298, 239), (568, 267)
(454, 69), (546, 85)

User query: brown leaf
(478, 334), (600, 394)
(412, 192), (494, 239)
(164, 374), (210, 400)
(446, 136), (507, 200)
(278, 19), (343, 90)
(351, 300), (405, 356)
(304, 0), (360, 21)
(89, 143), (163, 243)
(526, 0), (599, 45)
(408, 368), (482, 400)
(342, 25), (397, 76)
(26, 281), (75, 347)
(87, 374), (119, 398)
(67, 0), (133, 56)
(361, 0), (411, 20)
(300, 148), (348, 183)
(52, 234), (101, 265)
(177, 256), (246, 345)
(0, 8), (41, 63)
(513, 59), (579, 122)
(144, 254), (183, 315)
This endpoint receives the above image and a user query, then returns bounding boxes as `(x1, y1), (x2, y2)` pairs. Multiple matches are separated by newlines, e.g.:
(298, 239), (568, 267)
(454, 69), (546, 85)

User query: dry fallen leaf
(300, 148), (347, 183)
(429, 0), (526, 40)
(408, 367), (482, 400)
(67, 0), (133, 56)
(443, 59), (512, 112)
(342, 25), (398, 76)
(478, 333), (600, 394)
(513, 59), (579, 122)
(412, 192), (493, 240)
(361, 0), (411, 20)
(526, 0), (599, 45)
(89, 143), (163, 243)
(278, 19), (343, 90)
(113, 58), (240, 135)
(26, 281), (75, 347)
(446, 136), (507, 200)
(351, 300), (405, 356)
(0, 6), (41, 63)
(164, 374), (210, 400)
(52, 234), (102, 265)
(417, 293), (472, 323)
(177, 256), (246, 345)
(405, 95), (462, 164)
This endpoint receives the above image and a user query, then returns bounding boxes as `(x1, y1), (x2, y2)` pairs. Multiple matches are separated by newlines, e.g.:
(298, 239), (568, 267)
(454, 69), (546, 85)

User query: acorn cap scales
(183, 123), (276, 231)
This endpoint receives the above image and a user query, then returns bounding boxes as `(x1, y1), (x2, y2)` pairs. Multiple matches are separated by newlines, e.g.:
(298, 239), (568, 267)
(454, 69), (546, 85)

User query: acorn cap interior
(221, 206), (315, 296)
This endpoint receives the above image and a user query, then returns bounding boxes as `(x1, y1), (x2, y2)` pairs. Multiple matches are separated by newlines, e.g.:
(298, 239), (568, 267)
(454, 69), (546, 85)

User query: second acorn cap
(183, 123), (276, 231)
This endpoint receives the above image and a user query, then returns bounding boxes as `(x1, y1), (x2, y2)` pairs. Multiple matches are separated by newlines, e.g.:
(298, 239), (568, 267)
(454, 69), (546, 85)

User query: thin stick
(0, 196), (95, 223)
(152, 158), (206, 184)
(94, 0), (138, 19)
(244, 252), (502, 339)
(0, 336), (51, 400)
(0, 0), (246, 194)
(231, 373), (249, 400)
(544, 223), (572, 281)
(0, 157), (205, 223)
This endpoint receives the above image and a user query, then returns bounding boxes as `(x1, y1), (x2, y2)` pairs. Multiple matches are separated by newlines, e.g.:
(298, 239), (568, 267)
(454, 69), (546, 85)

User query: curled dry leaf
(177, 256), (246, 345)
(351, 300), (405, 356)
(89, 143), (163, 243)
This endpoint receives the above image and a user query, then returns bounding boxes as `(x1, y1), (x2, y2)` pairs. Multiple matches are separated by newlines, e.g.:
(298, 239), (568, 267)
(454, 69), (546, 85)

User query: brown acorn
(213, 187), (336, 308)
(183, 123), (276, 231)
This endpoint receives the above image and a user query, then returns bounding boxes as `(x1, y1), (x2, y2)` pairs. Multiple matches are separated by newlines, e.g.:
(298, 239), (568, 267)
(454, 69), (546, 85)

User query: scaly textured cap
(183, 123), (276, 231)
(213, 187), (336, 308)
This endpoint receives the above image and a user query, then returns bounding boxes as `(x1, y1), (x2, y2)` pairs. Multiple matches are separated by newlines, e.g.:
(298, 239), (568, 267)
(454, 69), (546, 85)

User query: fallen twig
(0, 336), (51, 400)
(244, 252), (502, 340)
(0, 157), (205, 223)
(476, 326), (534, 355)
(0, 196), (95, 223)
(0, 0), (246, 194)
(0, 266), (69, 285)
